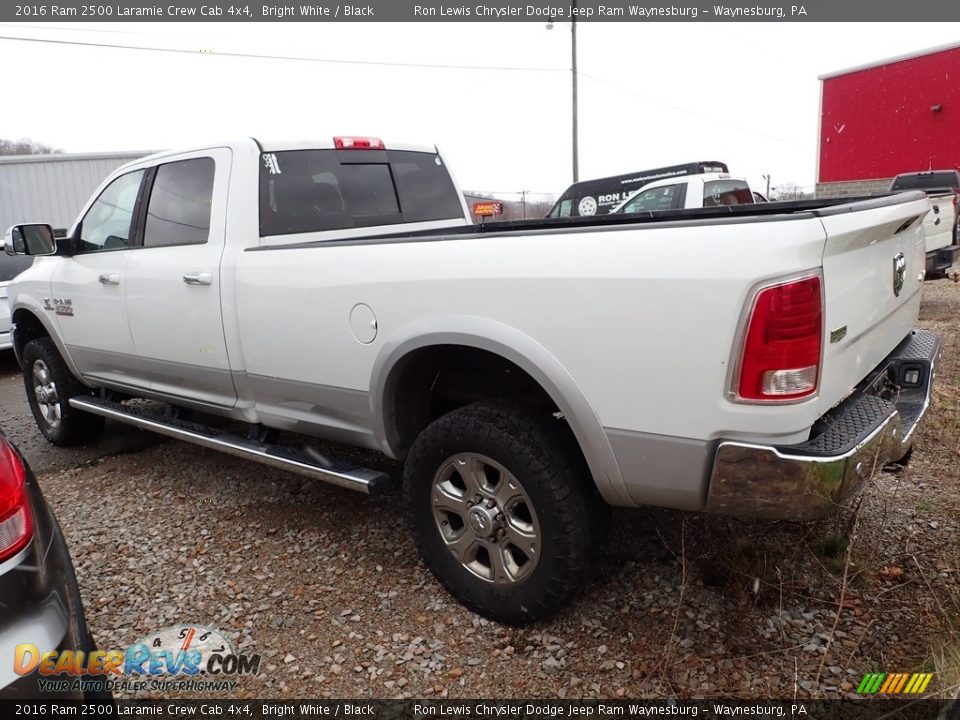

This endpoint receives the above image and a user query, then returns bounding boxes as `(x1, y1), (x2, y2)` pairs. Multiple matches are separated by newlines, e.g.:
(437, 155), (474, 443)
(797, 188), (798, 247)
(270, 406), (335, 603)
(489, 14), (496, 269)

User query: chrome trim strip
(0, 541), (33, 576)
(68, 398), (383, 495)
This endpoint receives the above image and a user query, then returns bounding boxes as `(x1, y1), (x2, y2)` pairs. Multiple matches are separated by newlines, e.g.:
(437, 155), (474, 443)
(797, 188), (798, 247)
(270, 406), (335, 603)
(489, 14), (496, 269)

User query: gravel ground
(0, 280), (957, 700)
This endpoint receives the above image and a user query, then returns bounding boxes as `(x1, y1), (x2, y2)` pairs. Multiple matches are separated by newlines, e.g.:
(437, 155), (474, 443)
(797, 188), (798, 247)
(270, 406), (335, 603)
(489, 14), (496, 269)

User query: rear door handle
(98, 273), (120, 286)
(182, 272), (213, 286)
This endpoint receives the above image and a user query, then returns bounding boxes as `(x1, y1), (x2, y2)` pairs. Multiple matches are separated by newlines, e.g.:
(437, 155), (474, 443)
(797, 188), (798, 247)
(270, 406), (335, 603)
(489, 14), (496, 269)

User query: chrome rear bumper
(706, 329), (941, 521)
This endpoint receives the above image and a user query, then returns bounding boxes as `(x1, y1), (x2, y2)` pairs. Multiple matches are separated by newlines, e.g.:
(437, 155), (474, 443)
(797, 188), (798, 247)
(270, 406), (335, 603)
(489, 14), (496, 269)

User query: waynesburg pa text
(413, 5), (805, 19)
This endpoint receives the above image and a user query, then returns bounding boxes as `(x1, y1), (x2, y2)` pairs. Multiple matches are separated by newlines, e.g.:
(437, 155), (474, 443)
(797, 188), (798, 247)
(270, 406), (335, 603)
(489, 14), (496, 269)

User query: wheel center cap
(468, 506), (497, 537)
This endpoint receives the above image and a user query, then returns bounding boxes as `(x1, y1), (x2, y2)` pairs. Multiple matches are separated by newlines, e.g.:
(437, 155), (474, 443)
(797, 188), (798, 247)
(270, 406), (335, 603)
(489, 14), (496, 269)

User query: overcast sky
(1, 22), (957, 197)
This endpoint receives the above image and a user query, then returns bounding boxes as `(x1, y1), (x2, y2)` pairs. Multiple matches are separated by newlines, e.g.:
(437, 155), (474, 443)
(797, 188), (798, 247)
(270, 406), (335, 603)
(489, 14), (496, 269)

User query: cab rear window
(259, 149), (463, 237)
(890, 172), (960, 192)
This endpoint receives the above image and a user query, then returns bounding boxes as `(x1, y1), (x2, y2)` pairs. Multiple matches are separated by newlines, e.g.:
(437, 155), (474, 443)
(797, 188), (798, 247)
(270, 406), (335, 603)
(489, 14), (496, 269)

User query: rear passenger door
(124, 149), (237, 407)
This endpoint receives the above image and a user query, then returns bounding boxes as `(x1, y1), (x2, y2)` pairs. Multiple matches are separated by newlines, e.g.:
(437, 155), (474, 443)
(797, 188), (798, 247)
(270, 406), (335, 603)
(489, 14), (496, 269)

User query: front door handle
(98, 273), (120, 286)
(182, 272), (213, 286)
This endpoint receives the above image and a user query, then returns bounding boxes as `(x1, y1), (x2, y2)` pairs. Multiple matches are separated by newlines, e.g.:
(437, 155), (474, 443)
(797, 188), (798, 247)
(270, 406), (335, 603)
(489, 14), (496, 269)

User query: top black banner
(5, 0), (960, 22)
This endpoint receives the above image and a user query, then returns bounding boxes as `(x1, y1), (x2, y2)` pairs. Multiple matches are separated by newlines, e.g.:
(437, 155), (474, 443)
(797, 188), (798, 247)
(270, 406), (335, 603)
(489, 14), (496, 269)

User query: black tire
(404, 400), (608, 625)
(21, 337), (104, 447)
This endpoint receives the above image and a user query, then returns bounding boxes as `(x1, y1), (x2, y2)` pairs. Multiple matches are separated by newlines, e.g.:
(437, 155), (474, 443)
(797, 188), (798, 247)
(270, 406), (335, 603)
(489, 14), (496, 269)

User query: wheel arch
(11, 303), (87, 383)
(370, 316), (627, 505)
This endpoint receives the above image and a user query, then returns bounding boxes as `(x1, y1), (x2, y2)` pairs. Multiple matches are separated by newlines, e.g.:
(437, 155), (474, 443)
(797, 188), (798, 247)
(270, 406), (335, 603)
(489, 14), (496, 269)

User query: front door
(50, 168), (145, 385)
(124, 149), (237, 407)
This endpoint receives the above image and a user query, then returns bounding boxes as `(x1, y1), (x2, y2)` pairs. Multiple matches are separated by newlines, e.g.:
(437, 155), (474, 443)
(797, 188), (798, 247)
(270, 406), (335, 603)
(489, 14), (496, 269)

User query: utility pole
(763, 174), (771, 199)
(547, 4), (579, 183)
(571, 1), (579, 183)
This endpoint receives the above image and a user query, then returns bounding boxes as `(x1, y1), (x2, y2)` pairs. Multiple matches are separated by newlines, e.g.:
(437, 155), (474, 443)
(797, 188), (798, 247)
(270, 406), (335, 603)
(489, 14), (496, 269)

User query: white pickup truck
(888, 171), (960, 279)
(611, 172), (759, 213)
(5, 138), (941, 624)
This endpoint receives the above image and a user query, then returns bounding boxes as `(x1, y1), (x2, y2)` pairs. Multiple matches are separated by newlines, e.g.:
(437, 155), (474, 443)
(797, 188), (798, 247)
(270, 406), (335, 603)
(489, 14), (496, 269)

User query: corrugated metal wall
(0, 152), (147, 234)
(819, 46), (960, 183)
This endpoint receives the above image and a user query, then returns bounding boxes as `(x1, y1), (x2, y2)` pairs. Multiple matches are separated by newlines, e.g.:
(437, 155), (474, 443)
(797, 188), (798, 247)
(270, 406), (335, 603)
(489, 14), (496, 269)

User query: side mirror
(5, 224), (56, 257)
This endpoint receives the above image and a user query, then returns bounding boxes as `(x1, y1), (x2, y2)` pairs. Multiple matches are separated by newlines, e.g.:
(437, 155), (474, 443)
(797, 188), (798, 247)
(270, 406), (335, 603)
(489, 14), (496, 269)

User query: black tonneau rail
(249, 191), (926, 251)
(394, 191), (924, 238)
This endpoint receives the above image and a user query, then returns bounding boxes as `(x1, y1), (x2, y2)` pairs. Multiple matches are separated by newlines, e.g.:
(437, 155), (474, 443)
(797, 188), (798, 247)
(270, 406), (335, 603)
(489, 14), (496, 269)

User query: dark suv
(0, 431), (105, 699)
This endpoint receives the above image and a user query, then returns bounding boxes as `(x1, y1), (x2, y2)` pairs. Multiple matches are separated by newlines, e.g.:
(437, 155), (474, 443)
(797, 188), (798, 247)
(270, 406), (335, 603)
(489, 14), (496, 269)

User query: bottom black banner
(1, 699), (958, 720)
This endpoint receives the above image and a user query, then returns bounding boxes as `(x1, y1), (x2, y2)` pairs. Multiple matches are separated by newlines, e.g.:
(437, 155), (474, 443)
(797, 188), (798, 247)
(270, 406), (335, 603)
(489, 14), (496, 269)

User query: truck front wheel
(21, 338), (104, 447)
(403, 401), (606, 625)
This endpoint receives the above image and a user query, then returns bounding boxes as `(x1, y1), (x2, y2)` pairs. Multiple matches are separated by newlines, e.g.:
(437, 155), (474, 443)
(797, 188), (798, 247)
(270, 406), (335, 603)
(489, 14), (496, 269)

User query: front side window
(144, 158), (215, 248)
(620, 184), (681, 213)
(78, 170), (145, 252)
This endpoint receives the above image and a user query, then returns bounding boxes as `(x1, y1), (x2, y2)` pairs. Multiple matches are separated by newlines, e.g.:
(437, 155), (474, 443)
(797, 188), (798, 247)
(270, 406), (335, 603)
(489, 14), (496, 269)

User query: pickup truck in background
(889, 170), (960, 279)
(611, 172), (759, 213)
(5, 138), (941, 624)
(546, 160), (729, 218)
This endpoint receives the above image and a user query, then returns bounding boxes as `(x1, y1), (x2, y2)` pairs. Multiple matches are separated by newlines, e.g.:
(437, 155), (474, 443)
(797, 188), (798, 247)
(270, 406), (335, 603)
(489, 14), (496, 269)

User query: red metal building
(817, 42), (960, 197)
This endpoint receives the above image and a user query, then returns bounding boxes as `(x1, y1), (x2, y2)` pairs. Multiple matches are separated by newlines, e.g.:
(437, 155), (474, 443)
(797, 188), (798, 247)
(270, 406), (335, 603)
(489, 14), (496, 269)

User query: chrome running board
(69, 396), (392, 495)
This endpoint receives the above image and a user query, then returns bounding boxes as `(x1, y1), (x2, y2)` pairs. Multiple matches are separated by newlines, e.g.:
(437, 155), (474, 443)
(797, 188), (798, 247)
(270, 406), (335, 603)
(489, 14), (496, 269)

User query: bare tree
(0, 138), (62, 156)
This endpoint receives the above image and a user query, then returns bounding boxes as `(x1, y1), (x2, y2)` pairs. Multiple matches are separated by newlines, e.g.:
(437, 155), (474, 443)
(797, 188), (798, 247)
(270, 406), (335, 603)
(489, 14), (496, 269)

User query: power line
(0, 27), (807, 150)
(0, 32), (563, 72)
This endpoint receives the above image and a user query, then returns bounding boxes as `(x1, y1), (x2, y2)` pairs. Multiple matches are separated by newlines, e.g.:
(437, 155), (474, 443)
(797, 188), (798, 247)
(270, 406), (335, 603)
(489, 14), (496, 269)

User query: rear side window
(144, 158), (215, 248)
(259, 149), (463, 237)
(0, 254), (34, 283)
(703, 180), (754, 207)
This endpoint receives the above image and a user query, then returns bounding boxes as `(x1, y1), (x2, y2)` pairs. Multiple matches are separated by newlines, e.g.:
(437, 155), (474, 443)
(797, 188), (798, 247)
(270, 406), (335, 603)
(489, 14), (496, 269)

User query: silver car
(0, 254), (35, 351)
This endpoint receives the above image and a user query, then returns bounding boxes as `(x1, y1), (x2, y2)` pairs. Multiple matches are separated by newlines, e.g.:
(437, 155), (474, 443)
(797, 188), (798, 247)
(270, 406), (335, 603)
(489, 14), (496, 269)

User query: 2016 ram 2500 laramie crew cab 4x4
(5, 138), (941, 624)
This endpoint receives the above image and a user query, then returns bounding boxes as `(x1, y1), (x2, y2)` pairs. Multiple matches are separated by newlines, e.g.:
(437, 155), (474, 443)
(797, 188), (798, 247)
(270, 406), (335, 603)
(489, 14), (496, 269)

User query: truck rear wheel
(403, 401), (606, 625)
(22, 337), (104, 447)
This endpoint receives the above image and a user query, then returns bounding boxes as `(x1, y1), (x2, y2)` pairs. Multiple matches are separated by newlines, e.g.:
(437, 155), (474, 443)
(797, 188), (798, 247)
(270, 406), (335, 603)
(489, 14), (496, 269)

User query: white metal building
(0, 151), (148, 234)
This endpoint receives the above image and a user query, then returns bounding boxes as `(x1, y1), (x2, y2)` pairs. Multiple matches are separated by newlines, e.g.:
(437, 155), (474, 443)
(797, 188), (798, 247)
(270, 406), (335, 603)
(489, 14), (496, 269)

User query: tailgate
(815, 192), (929, 415)
(923, 192), (955, 252)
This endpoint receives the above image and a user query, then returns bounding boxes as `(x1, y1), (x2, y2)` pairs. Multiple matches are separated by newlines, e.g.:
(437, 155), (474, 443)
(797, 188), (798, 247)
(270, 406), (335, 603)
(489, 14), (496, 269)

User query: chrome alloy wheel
(431, 453), (541, 584)
(32, 359), (62, 428)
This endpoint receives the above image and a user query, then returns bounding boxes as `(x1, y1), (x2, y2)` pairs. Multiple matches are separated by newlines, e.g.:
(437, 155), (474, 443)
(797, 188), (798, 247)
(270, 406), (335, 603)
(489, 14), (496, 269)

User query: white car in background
(0, 253), (35, 350)
(612, 172), (759, 213)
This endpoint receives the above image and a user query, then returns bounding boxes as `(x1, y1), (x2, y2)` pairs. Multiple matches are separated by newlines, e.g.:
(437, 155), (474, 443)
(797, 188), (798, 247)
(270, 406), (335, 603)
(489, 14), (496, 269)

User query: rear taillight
(0, 437), (32, 562)
(334, 136), (384, 150)
(736, 275), (822, 401)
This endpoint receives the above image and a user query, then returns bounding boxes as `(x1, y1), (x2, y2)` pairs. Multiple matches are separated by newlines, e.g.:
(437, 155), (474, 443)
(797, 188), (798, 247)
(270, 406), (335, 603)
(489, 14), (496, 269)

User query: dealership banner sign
(3, 0), (959, 22)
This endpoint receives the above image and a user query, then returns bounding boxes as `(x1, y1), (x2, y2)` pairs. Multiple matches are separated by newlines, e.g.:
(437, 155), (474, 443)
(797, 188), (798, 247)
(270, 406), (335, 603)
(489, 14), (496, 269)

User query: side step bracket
(69, 396), (393, 495)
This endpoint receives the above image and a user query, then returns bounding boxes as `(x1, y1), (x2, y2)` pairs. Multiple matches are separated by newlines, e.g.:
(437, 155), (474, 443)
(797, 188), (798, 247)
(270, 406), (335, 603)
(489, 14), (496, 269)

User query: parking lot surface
(1, 281), (957, 699)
